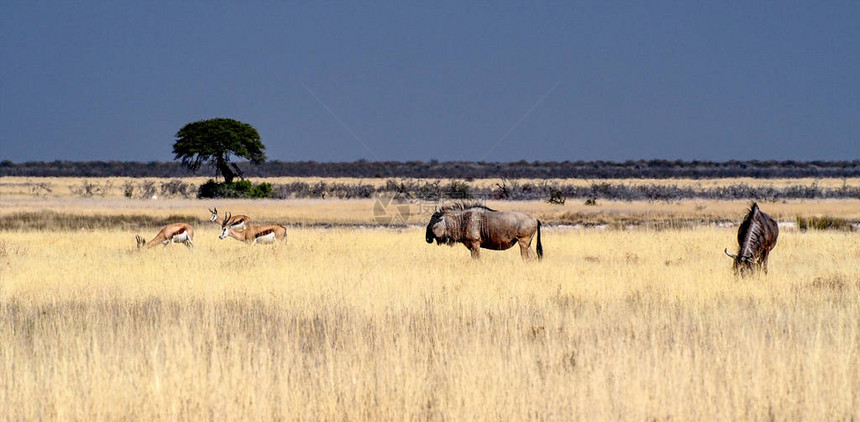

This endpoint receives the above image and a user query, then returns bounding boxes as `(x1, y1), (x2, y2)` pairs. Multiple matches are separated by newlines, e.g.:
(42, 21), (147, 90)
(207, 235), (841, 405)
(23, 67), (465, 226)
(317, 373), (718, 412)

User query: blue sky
(1, 1), (858, 162)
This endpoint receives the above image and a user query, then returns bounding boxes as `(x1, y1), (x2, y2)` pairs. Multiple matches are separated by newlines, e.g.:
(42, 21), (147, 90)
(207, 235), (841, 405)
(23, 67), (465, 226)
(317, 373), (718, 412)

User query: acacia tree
(173, 118), (266, 183)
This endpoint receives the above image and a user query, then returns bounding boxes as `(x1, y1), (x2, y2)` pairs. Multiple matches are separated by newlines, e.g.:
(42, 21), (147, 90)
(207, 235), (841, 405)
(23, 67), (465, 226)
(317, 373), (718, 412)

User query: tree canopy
(173, 118), (266, 183)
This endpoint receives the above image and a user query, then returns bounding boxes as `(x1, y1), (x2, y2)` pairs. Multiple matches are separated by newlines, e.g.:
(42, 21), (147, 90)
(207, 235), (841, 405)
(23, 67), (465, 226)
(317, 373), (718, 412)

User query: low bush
(796, 216), (855, 231)
(198, 180), (273, 199)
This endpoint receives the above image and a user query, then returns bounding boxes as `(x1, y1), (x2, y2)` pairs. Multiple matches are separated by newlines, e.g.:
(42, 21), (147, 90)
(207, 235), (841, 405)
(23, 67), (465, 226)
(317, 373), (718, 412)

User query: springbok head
(219, 212), (234, 239)
(135, 235), (146, 249)
(208, 207), (219, 222)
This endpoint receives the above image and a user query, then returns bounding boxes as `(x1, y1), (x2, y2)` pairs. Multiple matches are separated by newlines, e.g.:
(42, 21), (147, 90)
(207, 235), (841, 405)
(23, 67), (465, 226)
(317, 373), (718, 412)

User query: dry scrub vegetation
(1, 222), (858, 420)
(2, 196), (860, 230)
(2, 176), (859, 200)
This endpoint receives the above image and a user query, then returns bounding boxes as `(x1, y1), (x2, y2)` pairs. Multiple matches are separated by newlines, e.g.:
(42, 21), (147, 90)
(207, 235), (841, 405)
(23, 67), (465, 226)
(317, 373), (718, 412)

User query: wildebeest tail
(536, 220), (543, 260)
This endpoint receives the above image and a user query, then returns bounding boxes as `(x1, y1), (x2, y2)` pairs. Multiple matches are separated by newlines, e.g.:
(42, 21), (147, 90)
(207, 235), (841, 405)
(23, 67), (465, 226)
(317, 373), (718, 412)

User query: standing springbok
(136, 223), (194, 249)
(208, 207), (251, 231)
(219, 212), (287, 245)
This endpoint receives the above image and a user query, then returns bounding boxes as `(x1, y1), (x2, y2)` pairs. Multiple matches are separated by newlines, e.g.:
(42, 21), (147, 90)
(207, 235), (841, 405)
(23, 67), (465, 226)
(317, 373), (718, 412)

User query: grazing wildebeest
(136, 223), (194, 249)
(724, 203), (779, 276)
(425, 202), (543, 261)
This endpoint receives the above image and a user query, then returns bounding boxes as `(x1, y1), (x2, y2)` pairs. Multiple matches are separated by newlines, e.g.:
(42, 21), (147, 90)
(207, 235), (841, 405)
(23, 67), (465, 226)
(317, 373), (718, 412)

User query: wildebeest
(136, 223), (194, 249)
(724, 203), (779, 276)
(425, 202), (543, 261)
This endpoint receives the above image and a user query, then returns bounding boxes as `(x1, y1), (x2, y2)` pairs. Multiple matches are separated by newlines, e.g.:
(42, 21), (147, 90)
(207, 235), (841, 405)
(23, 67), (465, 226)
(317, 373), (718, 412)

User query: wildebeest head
(425, 209), (455, 246)
(724, 249), (754, 277)
(724, 202), (779, 277)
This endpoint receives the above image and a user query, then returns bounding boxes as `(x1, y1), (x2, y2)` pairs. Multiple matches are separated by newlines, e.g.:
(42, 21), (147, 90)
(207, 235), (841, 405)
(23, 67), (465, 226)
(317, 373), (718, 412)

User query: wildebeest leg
(465, 242), (481, 260)
(518, 237), (535, 261)
(761, 249), (770, 274)
(470, 246), (481, 260)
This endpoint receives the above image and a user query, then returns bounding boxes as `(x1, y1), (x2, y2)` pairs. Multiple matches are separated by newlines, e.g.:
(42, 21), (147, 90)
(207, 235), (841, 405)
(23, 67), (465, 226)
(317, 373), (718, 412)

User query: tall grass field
(0, 181), (858, 420)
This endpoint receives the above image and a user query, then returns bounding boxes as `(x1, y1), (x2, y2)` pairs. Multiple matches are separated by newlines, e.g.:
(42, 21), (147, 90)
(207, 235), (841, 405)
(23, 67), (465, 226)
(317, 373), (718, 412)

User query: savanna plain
(1, 177), (858, 420)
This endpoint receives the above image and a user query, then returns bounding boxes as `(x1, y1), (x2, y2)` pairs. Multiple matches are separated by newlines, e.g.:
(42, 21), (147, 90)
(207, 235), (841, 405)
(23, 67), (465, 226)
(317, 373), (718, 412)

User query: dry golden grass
(1, 219), (858, 420)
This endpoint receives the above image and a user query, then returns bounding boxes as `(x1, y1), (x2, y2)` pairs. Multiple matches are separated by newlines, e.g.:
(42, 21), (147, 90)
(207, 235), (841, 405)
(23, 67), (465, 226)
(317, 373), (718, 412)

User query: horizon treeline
(1, 159), (858, 179)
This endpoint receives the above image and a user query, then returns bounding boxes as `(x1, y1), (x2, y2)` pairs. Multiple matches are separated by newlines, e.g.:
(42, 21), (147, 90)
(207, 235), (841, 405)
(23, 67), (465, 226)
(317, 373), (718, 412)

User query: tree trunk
(216, 156), (236, 183)
(230, 162), (245, 181)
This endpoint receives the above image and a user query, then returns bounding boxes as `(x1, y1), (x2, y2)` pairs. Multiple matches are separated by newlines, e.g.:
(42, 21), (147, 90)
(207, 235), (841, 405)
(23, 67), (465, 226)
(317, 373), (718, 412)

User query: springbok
(208, 207), (251, 231)
(136, 223), (194, 249)
(219, 212), (287, 245)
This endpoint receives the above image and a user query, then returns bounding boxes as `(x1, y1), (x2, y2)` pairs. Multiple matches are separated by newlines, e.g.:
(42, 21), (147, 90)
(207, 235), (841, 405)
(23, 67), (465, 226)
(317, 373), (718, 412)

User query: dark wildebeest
(425, 202), (543, 261)
(724, 203), (779, 276)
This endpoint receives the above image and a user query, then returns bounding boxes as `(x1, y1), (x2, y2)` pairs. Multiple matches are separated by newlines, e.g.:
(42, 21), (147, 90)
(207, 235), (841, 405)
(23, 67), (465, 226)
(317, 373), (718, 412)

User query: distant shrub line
(41, 178), (860, 201)
(272, 179), (860, 201)
(2, 159), (859, 179)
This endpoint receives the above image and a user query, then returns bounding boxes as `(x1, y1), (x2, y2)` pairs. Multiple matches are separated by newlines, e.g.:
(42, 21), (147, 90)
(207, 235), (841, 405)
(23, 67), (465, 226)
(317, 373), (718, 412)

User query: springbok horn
(209, 208), (215, 214)
(724, 248), (737, 258)
(223, 212), (232, 227)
